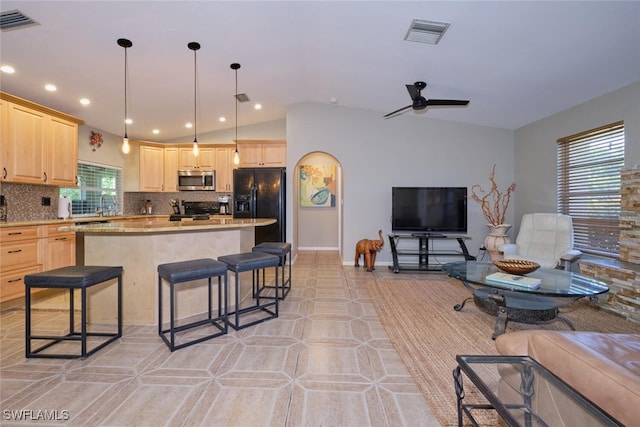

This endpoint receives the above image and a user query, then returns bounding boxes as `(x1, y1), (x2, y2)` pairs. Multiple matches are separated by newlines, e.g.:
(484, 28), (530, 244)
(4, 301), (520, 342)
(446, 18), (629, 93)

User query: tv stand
(411, 232), (445, 238)
(388, 233), (475, 273)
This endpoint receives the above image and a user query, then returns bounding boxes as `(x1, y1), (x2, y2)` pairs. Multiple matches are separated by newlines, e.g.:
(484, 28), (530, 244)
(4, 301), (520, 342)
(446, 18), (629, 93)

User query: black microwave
(177, 170), (216, 191)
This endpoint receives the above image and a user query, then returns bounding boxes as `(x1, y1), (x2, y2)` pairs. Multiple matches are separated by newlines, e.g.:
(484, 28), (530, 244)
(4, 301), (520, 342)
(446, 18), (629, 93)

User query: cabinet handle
(8, 277), (23, 283)
(8, 249), (23, 254)
(2, 167), (6, 179)
(43, 172), (48, 182)
(55, 237), (68, 241)
(8, 232), (23, 236)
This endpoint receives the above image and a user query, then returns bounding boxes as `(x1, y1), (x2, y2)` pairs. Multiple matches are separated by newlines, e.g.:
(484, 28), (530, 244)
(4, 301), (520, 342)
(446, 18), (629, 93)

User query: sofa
(495, 330), (640, 426)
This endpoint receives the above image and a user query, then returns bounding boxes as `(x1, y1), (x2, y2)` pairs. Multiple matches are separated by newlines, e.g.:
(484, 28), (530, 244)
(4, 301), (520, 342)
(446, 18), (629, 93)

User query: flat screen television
(391, 187), (467, 233)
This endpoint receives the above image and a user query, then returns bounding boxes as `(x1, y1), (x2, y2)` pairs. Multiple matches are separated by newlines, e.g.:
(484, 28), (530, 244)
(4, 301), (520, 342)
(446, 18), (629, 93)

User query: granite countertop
(60, 217), (276, 233)
(0, 215), (233, 228)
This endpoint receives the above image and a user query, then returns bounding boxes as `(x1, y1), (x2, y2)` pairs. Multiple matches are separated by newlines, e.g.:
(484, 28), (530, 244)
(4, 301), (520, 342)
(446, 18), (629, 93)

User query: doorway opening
(293, 152), (343, 259)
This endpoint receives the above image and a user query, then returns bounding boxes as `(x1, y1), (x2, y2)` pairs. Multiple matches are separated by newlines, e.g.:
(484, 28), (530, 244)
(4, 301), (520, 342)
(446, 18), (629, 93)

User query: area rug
(366, 278), (640, 427)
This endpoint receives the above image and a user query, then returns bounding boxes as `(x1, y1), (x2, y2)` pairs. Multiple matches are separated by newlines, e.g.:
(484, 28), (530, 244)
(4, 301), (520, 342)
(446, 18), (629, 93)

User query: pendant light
(188, 42), (200, 157)
(231, 63), (241, 165)
(117, 38), (132, 154)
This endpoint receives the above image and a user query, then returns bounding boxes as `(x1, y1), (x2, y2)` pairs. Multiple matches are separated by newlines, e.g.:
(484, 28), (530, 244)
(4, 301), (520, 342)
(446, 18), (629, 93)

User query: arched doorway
(293, 152), (343, 259)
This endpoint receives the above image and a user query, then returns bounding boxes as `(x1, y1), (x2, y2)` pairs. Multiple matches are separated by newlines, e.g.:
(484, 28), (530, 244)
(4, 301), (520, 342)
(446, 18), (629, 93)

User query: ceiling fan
(383, 81), (469, 118)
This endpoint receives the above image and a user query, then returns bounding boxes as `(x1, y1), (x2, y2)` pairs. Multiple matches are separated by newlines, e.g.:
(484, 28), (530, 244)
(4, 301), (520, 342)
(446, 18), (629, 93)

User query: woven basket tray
(493, 259), (540, 275)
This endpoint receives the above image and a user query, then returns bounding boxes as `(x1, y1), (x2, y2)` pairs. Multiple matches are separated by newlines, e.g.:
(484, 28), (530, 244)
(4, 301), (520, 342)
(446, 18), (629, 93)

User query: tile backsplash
(0, 182), (230, 222)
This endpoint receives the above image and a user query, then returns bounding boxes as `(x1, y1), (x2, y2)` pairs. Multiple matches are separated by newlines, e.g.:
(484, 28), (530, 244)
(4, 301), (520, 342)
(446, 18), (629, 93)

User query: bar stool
(252, 242), (292, 300)
(25, 265), (123, 359)
(218, 252), (280, 330)
(157, 258), (228, 351)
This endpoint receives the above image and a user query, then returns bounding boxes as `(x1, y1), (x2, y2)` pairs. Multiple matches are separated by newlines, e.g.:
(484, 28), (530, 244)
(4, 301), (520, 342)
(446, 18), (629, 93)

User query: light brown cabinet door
(164, 147), (179, 192)
(215, 147), (234, 192)
(139, 145), (164, 191)
(47, 117), (78, 186)
(5, 103), (46, 184)
(237, 141), (286, 168)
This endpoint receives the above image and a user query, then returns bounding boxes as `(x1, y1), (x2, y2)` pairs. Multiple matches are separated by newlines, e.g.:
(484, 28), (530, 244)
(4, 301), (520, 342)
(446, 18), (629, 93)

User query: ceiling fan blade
(424, 99), (470, 106)
(406, 84), (420, 101)
(383, 105), (413, 118)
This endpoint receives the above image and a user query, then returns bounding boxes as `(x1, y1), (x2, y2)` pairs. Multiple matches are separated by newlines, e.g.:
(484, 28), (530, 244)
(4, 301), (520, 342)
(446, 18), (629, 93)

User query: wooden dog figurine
(355, 230), (384, 272)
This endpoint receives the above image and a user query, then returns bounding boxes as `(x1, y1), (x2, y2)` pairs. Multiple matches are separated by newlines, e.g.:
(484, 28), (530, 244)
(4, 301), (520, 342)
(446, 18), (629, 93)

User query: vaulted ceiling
(2, 1), (639, 142)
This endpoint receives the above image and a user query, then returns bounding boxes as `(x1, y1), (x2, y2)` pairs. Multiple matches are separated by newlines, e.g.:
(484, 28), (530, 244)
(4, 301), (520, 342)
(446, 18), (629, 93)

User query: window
(60, 162), (123, 217)
(557, 121), (625, 258)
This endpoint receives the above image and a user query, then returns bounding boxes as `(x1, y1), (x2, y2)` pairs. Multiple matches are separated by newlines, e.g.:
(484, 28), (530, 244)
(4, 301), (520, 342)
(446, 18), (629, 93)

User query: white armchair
(499, 213), (582, 269)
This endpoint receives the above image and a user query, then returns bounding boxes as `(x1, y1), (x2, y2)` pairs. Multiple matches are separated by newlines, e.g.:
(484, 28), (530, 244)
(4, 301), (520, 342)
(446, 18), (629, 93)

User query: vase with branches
(471, 164), (516, 227)
(471, 165), (516, 260)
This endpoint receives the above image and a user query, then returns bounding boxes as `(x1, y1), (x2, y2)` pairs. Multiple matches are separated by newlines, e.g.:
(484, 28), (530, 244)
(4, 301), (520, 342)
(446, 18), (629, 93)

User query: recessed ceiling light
(219, 117), (226, 122)
(152, 129), (160, 134)
(185, 123), (193, 129)
(79, 98), (90, 105)
(254, 104), (262, 110)
(1, 65), (15, 73)
(125, 118), (132, 125)
(404, 19), (450, 45)
(45, 84), (57, 92)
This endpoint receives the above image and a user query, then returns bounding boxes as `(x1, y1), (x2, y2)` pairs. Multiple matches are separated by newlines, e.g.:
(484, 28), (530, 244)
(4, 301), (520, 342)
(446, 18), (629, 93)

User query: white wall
(78, 125), (127, 168)
(513, 81), (640, 235)
(286, 102), (515, 264)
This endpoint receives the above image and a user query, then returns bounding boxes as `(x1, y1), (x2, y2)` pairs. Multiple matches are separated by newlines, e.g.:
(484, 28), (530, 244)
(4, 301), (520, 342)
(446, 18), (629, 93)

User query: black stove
(169, 201), (220, 221)
(183, 201), (220, 215)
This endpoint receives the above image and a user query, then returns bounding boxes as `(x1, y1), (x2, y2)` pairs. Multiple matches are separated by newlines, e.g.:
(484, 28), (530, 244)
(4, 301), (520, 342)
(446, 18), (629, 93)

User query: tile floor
(0, 251), (441, 426)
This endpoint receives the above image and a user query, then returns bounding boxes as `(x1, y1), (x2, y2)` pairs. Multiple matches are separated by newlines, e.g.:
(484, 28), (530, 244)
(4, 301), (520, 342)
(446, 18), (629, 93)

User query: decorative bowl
(493, 259), (540, 275)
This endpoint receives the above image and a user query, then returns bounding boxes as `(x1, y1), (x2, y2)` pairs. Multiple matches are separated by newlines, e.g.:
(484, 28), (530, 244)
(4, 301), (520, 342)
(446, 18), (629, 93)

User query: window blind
(60, 162), (123, 216)
(557, 121), (624, 257)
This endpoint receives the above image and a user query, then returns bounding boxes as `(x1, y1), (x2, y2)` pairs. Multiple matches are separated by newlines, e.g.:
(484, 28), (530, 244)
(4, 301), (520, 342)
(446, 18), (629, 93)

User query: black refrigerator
(233, 168), (286, 244)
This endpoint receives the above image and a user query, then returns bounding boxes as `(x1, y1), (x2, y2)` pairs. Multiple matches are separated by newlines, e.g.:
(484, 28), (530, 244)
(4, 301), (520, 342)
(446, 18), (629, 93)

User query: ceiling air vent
(404, 19), (449, 45)
(1, 9), (39, 32)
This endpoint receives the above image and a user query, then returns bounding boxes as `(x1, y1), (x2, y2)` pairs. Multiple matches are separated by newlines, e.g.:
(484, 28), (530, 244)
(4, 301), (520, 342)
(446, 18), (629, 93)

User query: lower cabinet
(0, 224), (75, 303)
(44, 225), (76, 271)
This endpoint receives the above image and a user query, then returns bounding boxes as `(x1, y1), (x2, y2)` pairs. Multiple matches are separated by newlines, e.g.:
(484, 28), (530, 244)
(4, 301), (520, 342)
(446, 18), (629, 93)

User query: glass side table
(453, 355), (620, 427)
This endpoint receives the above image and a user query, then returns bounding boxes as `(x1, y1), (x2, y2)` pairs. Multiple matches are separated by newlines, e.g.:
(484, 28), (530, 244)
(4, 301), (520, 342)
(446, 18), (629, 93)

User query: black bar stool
(25, 265), (123, 359)
(218, 252), (280, 330)
(157, 258), (228, 351)
(252, 242), (292, 300)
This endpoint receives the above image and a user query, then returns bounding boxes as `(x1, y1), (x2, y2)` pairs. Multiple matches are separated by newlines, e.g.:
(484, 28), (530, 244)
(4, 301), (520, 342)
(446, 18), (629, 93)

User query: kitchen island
(62, 218), (276, 325)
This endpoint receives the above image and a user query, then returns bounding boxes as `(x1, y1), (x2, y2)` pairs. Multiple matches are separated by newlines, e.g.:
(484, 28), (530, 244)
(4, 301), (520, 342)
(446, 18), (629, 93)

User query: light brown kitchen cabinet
(47, 117), (79, 186)
(178, 147), (215, 169)
(0, 92), (82, 186)
(164, 147), (179, 192)
(139, 144), (165, 192)
(4, 102), (47, 184)
(44, 225), (76, 271)
(0, 224), (76, 303)
(237, 140), (286, 168)
(0, 225), (44, 303)
(215, 146), (236, 192)
(0, 99), (8, 181)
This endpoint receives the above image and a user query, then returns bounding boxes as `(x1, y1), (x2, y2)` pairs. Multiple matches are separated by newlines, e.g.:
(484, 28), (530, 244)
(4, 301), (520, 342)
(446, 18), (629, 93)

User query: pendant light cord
(124, 46), (127, 139)
(188, 42), (201, 146)
(193, 46), (198, 144)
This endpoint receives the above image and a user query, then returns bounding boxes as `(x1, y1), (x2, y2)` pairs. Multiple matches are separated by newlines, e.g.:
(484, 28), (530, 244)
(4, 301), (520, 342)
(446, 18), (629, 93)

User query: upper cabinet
(215, 146), (236, 192)
(124, 142), (169, 192)
(178, 147), (215, 169)
(47, 116), (79, 186)
(0, 92), (83, 186)
(164, 147), (179, 192)
(237, 139), (286, 168)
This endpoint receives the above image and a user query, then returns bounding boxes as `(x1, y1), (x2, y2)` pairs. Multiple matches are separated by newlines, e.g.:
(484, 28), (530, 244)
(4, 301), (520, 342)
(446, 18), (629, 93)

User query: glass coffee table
(442, 261), (609, 339)
(453, 355), (620, 426)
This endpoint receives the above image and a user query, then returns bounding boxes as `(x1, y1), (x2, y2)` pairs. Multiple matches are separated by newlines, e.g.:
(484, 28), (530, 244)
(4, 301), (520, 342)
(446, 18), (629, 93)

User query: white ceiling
(2, 1), (639, 142)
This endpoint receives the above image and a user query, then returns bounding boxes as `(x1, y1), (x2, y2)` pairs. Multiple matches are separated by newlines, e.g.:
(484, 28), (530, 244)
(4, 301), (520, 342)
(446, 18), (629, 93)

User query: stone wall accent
(620, 167), (640, 264)
(579, 166), (640, 323)
(579, 260), (639, 323)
